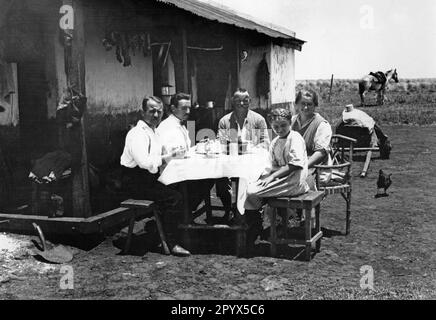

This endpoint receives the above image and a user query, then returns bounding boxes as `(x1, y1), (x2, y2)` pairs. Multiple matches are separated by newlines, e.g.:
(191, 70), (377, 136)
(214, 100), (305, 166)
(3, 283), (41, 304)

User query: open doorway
(17, 61), (56, 160)
(0, 4), (59, 212)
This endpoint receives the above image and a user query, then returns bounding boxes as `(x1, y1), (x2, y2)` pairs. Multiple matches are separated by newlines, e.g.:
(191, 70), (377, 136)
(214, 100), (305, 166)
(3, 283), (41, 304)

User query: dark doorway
(17, 61), (55, 160)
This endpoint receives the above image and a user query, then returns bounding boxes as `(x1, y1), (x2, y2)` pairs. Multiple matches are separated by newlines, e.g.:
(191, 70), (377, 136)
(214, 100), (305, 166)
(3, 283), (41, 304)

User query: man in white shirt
(120, 96), (190, 257)
(157, 93), (214, 214)
(156, 92), (192, 160)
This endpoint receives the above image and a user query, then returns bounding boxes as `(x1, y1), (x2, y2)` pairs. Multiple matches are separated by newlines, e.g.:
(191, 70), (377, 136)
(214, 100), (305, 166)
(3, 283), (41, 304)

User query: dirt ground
(1, 125), (435, 300)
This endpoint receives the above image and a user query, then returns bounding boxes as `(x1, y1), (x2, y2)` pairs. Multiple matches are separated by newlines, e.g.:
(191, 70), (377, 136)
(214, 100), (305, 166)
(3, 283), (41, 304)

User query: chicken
(375, 169), (392, 198)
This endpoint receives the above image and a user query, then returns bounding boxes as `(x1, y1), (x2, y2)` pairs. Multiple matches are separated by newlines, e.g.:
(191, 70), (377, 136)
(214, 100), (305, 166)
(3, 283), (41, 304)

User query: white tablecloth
(158, 148), (270, 214)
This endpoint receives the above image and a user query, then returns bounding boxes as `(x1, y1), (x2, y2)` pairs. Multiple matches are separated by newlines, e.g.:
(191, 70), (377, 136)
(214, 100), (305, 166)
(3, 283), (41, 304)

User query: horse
(358, 69), (399, 106)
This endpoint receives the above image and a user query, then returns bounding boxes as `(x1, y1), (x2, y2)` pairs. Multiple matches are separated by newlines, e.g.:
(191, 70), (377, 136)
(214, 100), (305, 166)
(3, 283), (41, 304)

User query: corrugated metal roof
(156, 0), (305, 50)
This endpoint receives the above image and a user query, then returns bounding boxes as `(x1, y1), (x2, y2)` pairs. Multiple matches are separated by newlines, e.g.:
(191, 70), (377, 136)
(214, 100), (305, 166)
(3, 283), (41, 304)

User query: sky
(199, 0), (436, 79)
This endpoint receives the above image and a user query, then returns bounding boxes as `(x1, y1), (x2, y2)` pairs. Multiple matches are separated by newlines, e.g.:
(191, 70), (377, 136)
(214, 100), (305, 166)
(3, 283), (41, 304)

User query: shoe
(171, 244), (191, 257)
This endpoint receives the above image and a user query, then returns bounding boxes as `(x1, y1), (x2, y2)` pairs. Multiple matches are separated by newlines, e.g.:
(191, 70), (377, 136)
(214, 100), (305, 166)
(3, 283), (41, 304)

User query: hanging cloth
(256, 53), (270, 99)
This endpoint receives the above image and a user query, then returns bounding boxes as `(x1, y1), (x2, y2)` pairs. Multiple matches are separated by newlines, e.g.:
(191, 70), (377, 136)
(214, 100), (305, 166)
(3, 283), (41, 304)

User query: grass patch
(296, 78), (436, 125)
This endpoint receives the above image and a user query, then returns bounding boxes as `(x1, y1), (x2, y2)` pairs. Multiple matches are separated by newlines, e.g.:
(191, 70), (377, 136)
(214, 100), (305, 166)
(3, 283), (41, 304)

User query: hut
(0, 0), (305, 234)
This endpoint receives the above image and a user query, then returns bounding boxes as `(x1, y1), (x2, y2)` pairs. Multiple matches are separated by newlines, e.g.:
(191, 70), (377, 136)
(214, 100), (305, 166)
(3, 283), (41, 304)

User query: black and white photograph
(0, 0), (435, 302)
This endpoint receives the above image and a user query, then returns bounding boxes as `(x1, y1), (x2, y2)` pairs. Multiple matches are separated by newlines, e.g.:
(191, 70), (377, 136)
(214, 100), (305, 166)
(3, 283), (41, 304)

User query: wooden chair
(120, 199), (170, 255)
(335, 124), (378, 177)
(267, 191), (325, 261)
(314, 134), (357, 235)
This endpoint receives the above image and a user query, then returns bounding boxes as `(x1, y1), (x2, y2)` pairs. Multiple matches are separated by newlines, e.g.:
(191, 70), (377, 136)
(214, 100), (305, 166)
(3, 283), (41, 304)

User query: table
(158, 147), (270, 214)
(158, 147), (270, 255)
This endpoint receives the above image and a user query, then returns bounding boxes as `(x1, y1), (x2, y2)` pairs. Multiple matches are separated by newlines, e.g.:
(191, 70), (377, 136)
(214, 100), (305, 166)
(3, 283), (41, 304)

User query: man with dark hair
(157, 93), (192, 158)
(120, 95), (190, 256)
(157, 92), (215, 215)
(216, 88), (270, 222)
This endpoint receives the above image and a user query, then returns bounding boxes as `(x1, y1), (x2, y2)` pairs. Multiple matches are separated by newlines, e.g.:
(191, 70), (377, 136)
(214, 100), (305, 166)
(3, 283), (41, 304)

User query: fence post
(328, 74), (334, 102)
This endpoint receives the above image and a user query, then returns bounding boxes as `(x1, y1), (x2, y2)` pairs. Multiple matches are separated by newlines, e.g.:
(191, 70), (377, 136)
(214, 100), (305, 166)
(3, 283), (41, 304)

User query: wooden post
(62, 0), (91, 218)
(181, 28), (189, 93)
(328, 74), (334, 102)
(236, 39), (240, 88)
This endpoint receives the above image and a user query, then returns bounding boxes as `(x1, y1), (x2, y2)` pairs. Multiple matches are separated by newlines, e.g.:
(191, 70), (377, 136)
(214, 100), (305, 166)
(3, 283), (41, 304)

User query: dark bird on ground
(375, 169), (392, 198)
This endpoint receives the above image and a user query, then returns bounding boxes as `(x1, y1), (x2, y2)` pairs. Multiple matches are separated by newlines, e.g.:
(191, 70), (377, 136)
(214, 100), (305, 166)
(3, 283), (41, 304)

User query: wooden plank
(0, 213), (84, 235)
(120, 199), (154, 209)
(343, 147), (379, 152)
(272, 239), (306, 246)
(310, 231), (323, 243)
(0, 213), (83, 223)
(179, 224), (247, 231)
(80, 207), (132, 233)
(0, 207), (131, 235)
(84, 207), (131, 223)
(267, 191), (325, 210)
(320, 185), (351, 195)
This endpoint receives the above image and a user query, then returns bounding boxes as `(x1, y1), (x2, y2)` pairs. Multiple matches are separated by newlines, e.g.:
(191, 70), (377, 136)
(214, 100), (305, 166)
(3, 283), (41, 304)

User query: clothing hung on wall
(29, 151), (72, 184)
(256, 53), (270, 99)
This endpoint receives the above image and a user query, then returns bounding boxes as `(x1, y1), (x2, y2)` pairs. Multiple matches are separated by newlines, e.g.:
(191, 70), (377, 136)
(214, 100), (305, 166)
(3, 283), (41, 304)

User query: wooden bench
(120, 199), (170, 255)
(267, 191), (325, 261)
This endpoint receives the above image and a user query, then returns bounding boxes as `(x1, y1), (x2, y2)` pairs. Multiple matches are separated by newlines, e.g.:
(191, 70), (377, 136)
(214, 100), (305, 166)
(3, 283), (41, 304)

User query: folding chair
(315, 134), (356, 235)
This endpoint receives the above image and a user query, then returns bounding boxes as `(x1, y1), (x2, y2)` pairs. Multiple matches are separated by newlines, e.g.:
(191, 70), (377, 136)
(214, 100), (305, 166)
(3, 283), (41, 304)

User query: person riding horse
(359, 69), (399, 106)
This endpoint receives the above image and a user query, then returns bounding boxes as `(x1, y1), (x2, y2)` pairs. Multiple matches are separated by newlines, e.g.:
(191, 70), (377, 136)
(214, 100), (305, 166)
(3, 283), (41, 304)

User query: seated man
(156, 93), (216, 213)
(156, 93), (192, 163)
(292, 90), (333, 188)
(120, 96), (190, 256)
(217, 88), (270, 222)
(218, 88), (270, 148)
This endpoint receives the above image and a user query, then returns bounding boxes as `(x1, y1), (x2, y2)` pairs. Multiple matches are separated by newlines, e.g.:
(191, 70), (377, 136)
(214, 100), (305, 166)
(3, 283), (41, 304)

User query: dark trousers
(179, 179), (232, 214)
(215, 178), (232, 214)
(123, 167), (183, 246)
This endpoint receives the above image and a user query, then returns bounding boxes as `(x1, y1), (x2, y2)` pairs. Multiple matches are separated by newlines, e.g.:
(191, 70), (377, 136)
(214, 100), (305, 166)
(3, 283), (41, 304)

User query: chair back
(336, 123), (371, 148)
(315, 134), (357, 191)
